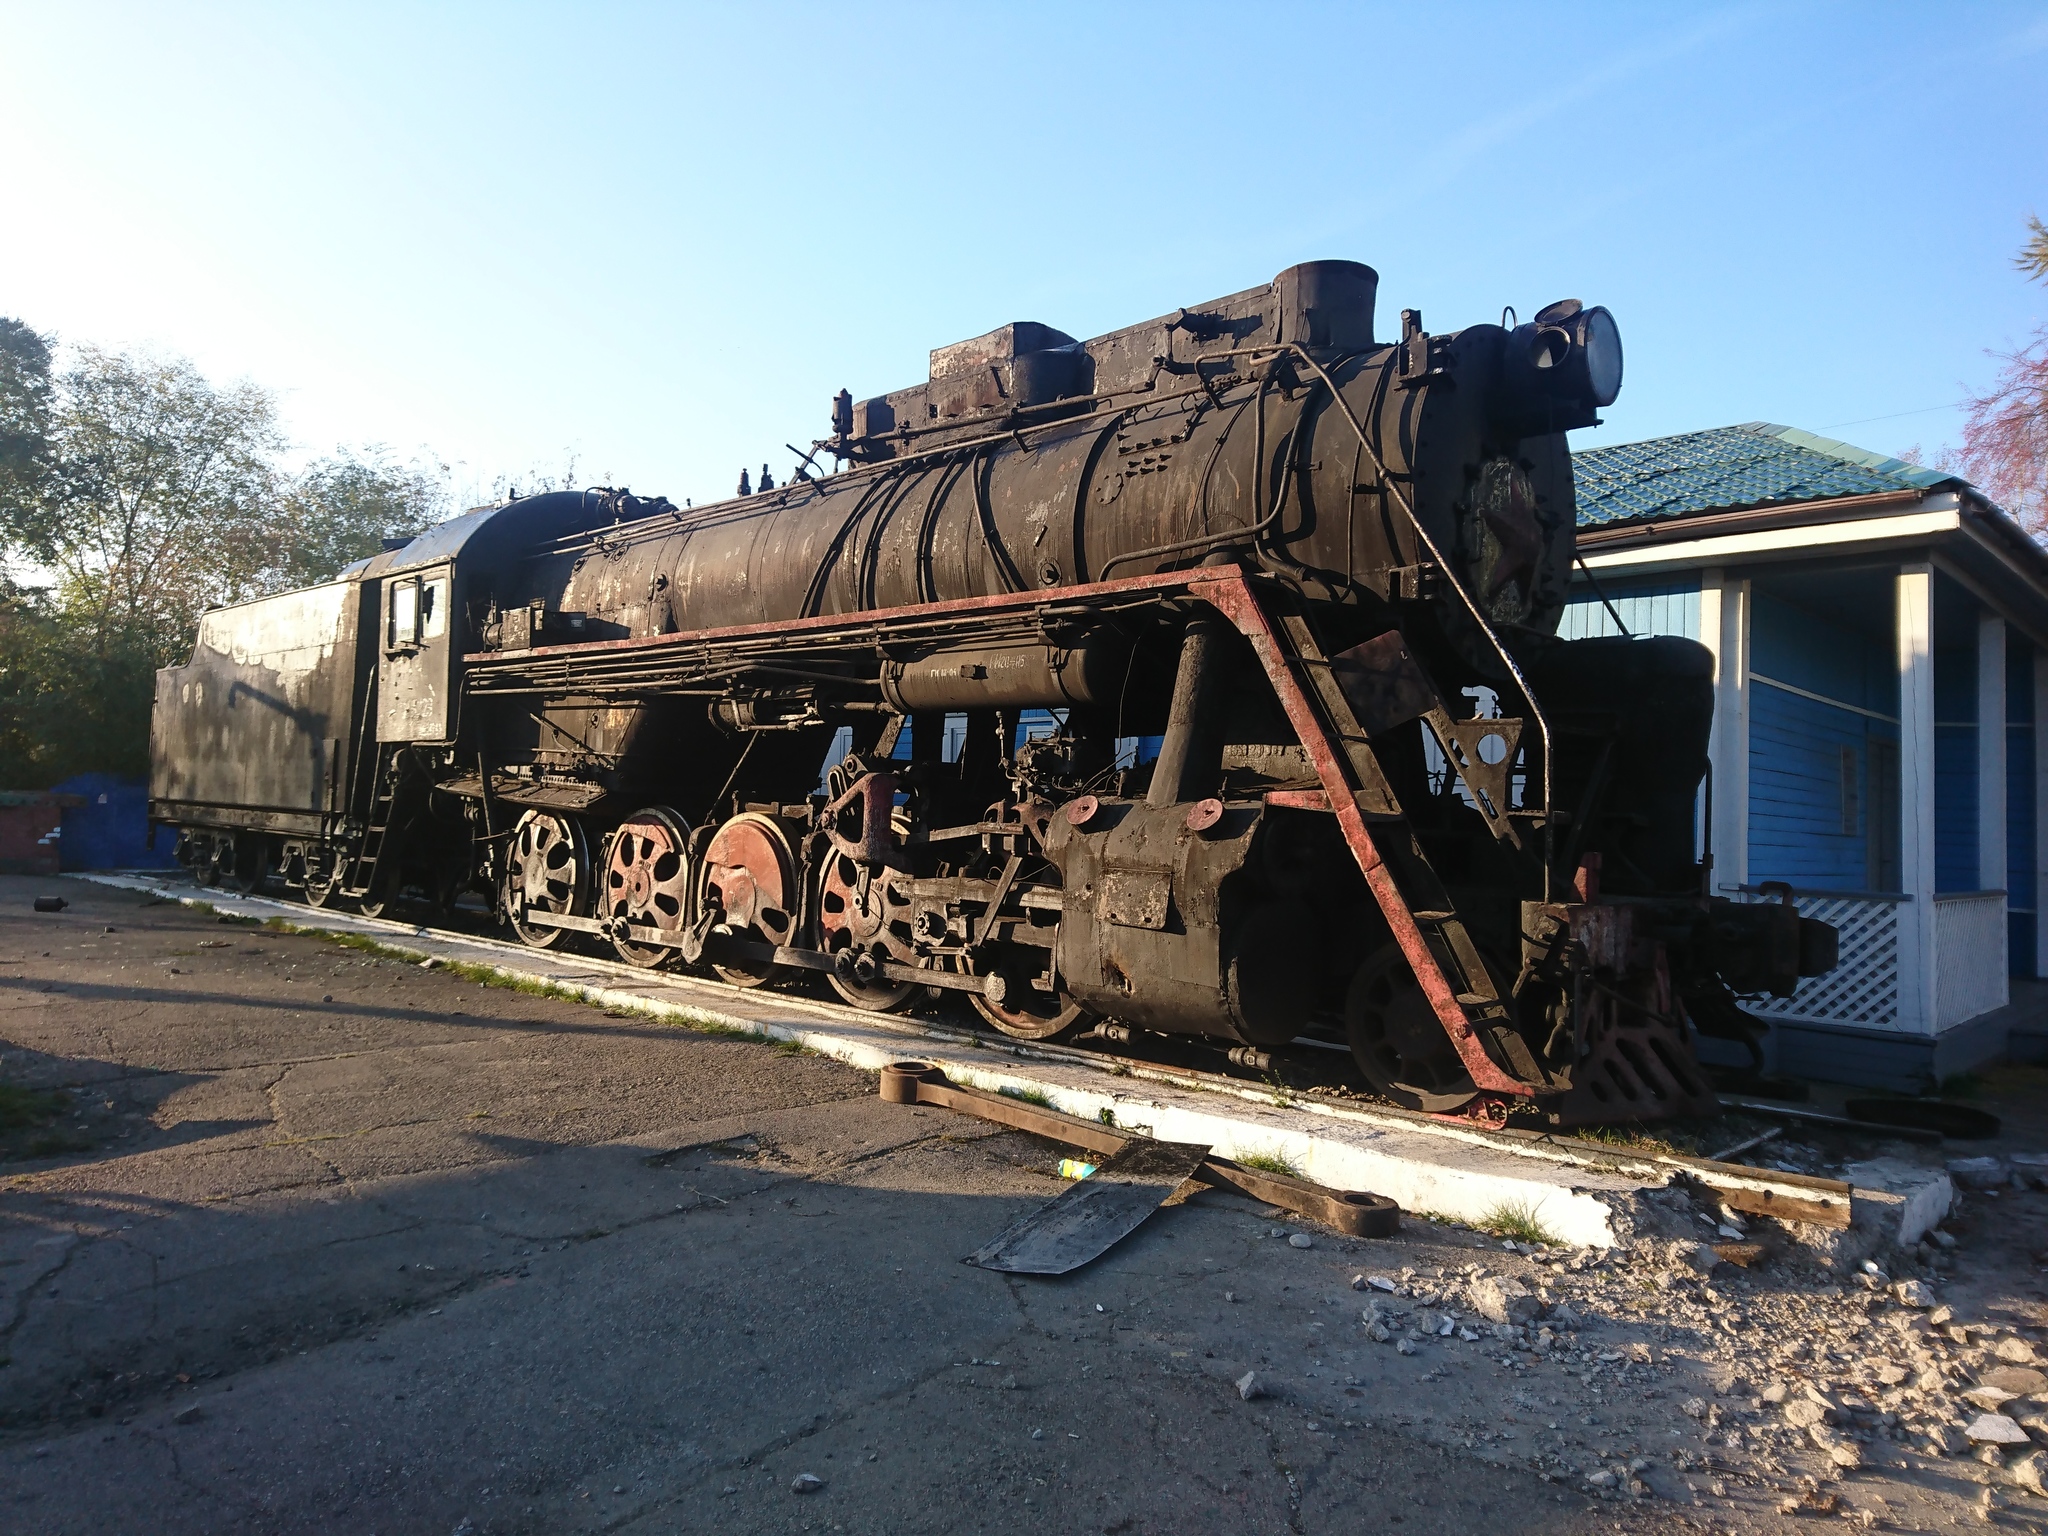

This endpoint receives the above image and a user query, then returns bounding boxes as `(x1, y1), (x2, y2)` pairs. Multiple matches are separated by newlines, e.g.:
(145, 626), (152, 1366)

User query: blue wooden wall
(1746, 590), (1898, 892)
(1559, 574), (1701, 641)
(1932, 626), (1980, 893)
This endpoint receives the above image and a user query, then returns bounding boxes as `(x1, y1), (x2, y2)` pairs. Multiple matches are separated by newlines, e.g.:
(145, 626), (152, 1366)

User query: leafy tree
(0, 318), (53, 538)
(267, 450), (447, 591)
(2019, 213), (2048, 285)
(15, 347), (284, 666)
(0, 336), (452, 786)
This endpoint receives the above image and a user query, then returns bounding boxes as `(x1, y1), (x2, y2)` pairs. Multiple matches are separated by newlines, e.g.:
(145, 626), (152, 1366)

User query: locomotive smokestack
(1273, 260), (1377, 353)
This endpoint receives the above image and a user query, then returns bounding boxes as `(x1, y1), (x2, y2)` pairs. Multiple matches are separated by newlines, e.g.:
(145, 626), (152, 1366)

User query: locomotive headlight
(1579, 306), (1623, 406)
(1502, 300), (1623, 429)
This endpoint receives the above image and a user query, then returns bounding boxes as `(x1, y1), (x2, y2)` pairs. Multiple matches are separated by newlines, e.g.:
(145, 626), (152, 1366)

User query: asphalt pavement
(0, 875), (1960, 1533)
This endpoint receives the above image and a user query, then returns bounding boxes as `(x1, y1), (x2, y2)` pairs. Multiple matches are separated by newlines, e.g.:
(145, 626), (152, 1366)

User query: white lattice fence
(1934, 893), (2006, 1028)
(1744, 893), (1901, 1028)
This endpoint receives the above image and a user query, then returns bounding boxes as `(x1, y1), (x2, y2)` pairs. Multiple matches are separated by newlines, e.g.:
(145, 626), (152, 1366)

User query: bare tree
(1923, 220), (2048, 532)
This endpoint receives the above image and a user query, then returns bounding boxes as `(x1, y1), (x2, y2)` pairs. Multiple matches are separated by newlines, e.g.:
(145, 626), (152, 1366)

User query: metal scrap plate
(966, 1138), (1211, 1275)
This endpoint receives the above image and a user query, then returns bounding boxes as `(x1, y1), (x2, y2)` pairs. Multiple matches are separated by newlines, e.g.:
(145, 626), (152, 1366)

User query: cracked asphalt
(0, 877), (1799, 1533)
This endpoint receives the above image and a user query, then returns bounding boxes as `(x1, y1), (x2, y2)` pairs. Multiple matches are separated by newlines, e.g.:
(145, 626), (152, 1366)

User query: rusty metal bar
(877, 1061), (1400, 1238)
(1194, 577), (1534, 1099)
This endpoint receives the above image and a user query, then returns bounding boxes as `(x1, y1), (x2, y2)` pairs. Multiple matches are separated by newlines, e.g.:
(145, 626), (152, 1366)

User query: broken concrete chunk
(1783, 1399), (1828, 1429)
(1808, 1424), (1862, 1469)
(1995, 1337), (2042, 1366)
(1893, 1279), (1937, 1308)
(1983, 1365), (2048, 1397)
(1948, 1156), (2009, 1191)
(1965, 1386), (2020, 1413)
(1236, 1370), (1265, 1400)
(1966, 1413), (2032, 1446)
(1287, 1233), (1312, 1250)
(790, 1473), (825, 1495)
(171, 1404), (202, 1426)
(2007, 1449), (2047, 1496)
(1470, 1274), (1542, 1326)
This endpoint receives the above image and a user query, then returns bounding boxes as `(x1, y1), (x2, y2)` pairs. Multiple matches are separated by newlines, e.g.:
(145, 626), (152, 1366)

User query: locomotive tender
(150, 260), (1836, 1124)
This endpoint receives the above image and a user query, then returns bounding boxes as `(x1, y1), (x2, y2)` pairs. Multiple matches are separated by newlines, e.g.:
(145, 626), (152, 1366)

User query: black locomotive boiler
(150, 260), (1835, 1124)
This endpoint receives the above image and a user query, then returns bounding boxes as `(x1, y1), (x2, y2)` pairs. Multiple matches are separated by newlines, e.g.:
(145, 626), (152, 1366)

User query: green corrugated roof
(1572, 421), (1960, 529)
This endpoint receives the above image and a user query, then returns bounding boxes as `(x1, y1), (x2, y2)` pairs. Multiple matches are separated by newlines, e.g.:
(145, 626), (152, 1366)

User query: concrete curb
(72, 872), (1935, 1254)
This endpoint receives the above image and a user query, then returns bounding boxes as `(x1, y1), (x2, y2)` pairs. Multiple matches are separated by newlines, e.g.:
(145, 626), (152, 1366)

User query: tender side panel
(151, 579), (371, 829)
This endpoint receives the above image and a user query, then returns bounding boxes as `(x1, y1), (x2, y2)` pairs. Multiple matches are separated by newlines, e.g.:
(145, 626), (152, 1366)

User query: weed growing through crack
(998, 1084), (1056, 1109)
(1477, 1197), (1559, 1245)
(1234, 1146), (1304, 1178)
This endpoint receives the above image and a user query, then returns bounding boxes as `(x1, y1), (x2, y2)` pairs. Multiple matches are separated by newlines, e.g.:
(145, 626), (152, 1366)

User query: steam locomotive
(150, 260), (1835, 1124)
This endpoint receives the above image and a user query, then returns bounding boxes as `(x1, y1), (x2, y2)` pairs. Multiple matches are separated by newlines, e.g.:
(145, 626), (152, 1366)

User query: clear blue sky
(3, 2), (2044, 510)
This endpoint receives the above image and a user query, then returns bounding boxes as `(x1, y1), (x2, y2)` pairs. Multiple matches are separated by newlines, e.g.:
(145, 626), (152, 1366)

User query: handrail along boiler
(148, 261), (1836, 1124)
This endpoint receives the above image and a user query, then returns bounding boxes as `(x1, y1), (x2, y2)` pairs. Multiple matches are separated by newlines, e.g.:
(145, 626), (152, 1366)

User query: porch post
(1897, 565), (1937, 1033)
(2036, 648), (2048, 978)
(1701, 569), (1748, 893)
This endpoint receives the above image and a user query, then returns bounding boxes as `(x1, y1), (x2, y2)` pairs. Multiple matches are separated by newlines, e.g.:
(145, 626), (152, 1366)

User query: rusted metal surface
(878, 1062), (1400, 1240)
(967, 1137), (1214, 1275)
(149, 261), (1835, 1128)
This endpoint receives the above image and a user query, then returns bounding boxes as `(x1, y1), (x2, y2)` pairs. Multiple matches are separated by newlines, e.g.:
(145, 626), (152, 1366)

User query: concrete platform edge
(68, 873), (1924, 1255)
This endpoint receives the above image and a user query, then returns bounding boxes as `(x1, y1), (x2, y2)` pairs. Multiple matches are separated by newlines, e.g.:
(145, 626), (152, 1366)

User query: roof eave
(1576, 487), (1931, 549)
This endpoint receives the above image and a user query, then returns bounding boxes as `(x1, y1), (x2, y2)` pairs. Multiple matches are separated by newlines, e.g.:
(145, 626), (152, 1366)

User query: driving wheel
(698, 812), (797, 986)
(601, 808), (692, 967)
(816, 819), (918, 1012)
(503, 810), (589, 947)
(1344, 946), (1478, 1113)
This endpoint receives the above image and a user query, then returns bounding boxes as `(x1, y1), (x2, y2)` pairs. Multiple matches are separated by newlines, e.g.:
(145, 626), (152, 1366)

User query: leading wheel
(355, 880), (390, 920)
(601, 808), (692, 968)
(817, 821), (918, 1012)
(504, 810), (590, 948)
(1344, 947), (1477, 1113)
